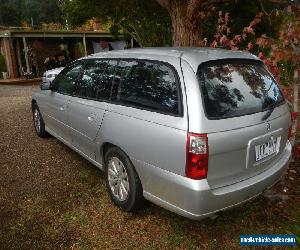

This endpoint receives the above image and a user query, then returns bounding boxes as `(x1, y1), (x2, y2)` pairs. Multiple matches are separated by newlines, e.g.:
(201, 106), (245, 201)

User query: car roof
(88, 47), (260, 72)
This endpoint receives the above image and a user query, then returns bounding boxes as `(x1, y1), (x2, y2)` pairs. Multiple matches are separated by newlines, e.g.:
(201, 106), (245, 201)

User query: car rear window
(197, 59), (285, 119)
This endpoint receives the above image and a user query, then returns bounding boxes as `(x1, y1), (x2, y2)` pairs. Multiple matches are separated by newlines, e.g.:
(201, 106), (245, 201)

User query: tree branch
(258, 0), (272, 24)
(117, 22), (144, 47)
(258, 0), (268, 15)
(201, 0), (291, 8)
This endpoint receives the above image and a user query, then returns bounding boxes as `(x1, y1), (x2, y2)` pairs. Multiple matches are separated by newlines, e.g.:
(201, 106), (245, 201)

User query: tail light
(186, 133), (208, 180)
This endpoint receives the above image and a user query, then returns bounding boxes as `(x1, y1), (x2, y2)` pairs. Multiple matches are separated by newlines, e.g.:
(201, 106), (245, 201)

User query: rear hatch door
(197, 59), (290, 189)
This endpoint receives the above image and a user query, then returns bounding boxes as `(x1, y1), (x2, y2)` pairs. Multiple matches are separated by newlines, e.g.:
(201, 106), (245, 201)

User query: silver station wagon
(32, 48), (291, 220)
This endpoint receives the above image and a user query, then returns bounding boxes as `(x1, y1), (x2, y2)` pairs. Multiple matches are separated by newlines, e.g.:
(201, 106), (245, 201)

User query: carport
(0, 30), (128, 79)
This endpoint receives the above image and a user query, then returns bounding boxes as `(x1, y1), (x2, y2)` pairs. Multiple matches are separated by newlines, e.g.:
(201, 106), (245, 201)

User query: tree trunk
(169, 2), (202, 46)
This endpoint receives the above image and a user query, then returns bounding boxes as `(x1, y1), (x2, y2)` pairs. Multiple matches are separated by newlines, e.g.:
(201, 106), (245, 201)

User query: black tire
(105, 147), (144, 211)
(32, 103), (47, 138)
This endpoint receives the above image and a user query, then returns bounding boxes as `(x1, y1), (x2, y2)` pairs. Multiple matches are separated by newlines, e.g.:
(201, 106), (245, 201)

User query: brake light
(186, 133), (208, 180)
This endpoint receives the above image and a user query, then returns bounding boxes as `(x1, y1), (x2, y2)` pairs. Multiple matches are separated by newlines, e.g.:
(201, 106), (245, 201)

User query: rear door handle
(59, 106), (65, 111)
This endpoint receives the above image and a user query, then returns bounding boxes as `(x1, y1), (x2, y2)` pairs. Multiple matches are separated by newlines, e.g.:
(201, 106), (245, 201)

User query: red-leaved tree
(200, 5), (300, 154)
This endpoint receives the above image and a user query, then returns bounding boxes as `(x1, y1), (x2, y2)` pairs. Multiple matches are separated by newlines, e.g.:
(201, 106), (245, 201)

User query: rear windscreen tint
(197, 59), (284, 119)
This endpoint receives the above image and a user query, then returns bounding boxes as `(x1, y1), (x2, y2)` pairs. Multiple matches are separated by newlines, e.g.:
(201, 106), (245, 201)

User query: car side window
(76, 59), (117, 100)
(113, 60), (179, 115)
(111, 60), (138, 101)
(53, 63), (83, 95)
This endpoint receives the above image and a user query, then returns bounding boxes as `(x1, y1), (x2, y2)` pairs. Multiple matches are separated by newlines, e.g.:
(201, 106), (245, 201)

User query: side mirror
(40, 82), (51, 90)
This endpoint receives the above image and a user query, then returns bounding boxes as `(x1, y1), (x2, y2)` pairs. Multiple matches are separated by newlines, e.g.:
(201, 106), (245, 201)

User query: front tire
(105, 147), (144, 211)
(32, 103), (47, 138)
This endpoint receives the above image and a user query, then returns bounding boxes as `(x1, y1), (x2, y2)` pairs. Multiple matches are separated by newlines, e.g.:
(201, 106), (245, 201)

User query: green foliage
(221, 0), (285, 39)
(60, 0), (286, 47)
(0, 0), (289, 48)
(60, 0), (172, 47)
(20, 0), (62, 26)
(279, 61), (294, 86)
(0, 0), (62, 27)
(193, 0), (285, 47)
(0, 0), (20, 26)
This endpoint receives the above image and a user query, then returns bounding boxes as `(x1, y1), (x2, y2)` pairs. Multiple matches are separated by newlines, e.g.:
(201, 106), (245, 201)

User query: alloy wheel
(107, 157), (130, 202)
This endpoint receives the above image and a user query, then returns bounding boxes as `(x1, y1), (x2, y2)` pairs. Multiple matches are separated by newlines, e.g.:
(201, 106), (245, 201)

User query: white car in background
(42, 67), (64, 85)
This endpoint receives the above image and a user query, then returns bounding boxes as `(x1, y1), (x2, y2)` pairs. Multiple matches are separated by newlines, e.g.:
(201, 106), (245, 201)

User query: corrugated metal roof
(0, 30), (117, 38)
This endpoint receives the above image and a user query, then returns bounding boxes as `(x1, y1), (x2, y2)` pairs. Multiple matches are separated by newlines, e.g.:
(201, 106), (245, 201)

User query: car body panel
(142, 141), (291, 219)
(98, 102), (187, 176)
(67, 97), (108, 160)
(32, 47), (291, 220)
(206, 111), (289, 188)
(35, 90), (72, 143)
(181, 56), (290, 189)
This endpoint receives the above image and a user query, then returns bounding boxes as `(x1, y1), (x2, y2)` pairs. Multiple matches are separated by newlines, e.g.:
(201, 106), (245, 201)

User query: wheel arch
(101, 142), (132, 165)
(100, 142), (143, 187)
(31, 99), (37, 111)
(102, 141), (145, 210)
(101, 142), (115, 164)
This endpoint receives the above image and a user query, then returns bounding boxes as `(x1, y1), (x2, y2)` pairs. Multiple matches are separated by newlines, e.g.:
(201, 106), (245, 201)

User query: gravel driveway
(0, 85), (299, 249)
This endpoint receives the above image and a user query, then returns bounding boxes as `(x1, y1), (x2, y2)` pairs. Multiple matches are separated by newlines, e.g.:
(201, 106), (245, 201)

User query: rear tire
(32, 103), (47, 138)
(105, 147), (144, 211)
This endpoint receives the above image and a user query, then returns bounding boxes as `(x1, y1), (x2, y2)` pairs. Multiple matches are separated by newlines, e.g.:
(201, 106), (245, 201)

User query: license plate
(255, 136), (281, 162)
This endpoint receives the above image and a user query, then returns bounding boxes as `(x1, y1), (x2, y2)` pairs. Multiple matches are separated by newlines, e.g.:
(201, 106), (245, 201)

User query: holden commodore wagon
(32, 48), (291, 220)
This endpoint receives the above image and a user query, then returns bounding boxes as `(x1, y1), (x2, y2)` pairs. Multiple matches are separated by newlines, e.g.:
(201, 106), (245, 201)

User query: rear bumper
(141, 141), (292, 220)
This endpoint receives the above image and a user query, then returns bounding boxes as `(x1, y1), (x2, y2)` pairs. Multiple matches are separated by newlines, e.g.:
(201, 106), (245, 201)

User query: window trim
(51, 60), (84, 96)
(197, 58), (286, 120)
(109, 58), (183, 117)
(52, 57), (184, 118)
(73, 58), (117, 102)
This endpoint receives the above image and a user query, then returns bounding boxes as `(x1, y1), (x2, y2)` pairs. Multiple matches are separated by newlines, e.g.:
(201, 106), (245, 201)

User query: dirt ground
(0, 85), (299, 249)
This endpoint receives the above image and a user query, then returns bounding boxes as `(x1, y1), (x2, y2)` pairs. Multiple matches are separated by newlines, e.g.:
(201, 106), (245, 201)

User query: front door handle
(59, 106), (65, 111)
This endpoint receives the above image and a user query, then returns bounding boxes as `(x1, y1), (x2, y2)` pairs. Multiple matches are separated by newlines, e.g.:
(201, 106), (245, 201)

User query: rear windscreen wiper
(262, 106), (275, 121)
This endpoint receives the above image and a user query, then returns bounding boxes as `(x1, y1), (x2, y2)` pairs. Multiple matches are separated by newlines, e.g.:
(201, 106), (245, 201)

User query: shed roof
(0, 29), (117, 38)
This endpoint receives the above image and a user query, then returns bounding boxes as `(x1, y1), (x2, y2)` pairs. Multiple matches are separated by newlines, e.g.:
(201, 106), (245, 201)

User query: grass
(0, 85), (299, 249)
